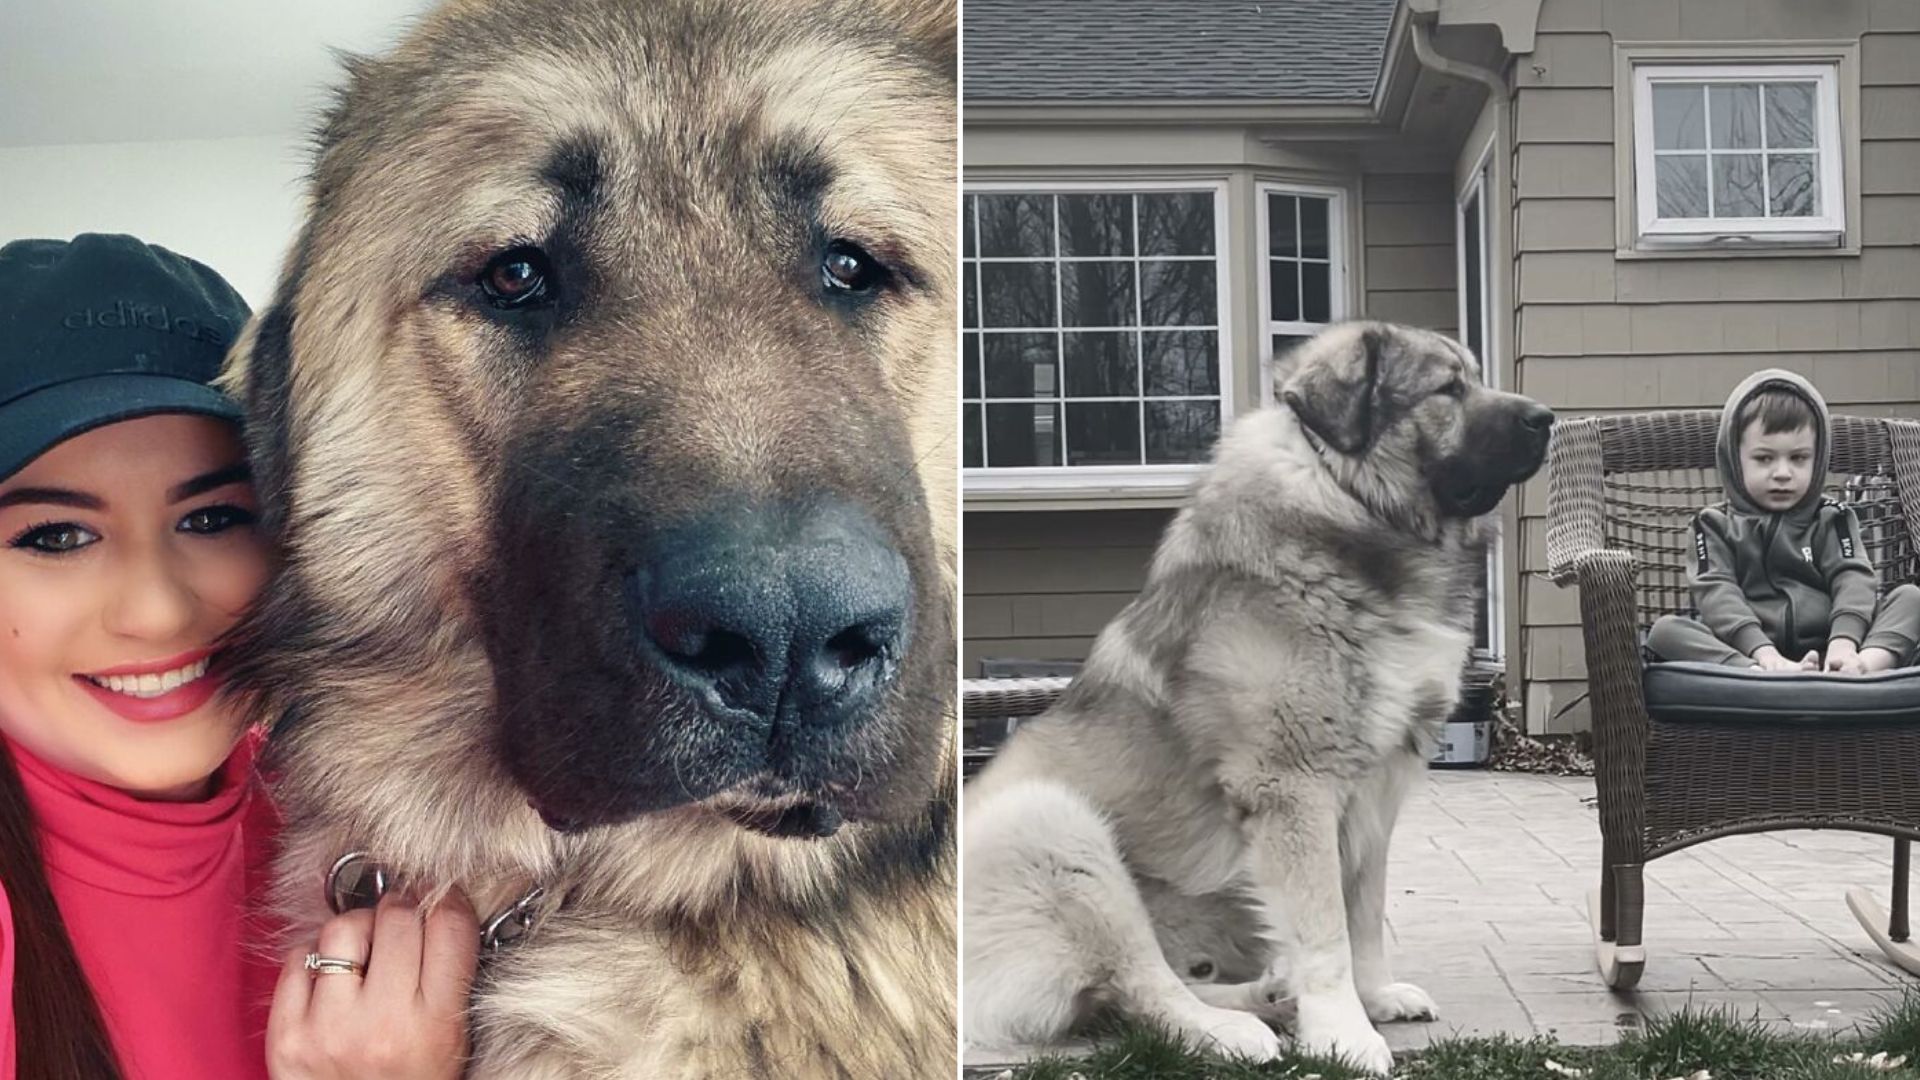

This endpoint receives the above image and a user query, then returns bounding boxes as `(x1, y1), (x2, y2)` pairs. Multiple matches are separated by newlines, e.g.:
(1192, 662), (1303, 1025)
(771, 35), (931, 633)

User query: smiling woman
(0, 234), (275, 1079)
(0, 235), (479, 1080)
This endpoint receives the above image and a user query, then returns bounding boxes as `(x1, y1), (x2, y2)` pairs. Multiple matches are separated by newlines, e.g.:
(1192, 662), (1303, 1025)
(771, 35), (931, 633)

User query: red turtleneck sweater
(0, 733), (279, 1079)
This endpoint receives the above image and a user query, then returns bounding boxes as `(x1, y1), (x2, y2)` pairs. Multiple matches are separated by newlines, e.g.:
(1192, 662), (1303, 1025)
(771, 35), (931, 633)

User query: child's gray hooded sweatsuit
(1646, 368), (1920, 667)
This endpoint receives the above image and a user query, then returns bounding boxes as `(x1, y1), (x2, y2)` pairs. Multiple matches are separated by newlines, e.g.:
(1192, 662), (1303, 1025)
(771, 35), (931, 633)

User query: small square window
(1632, 62), (1844, 248)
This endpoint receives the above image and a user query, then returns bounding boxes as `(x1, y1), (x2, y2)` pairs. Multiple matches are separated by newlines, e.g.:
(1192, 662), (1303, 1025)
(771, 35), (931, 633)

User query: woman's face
(0, 414), (268, 800)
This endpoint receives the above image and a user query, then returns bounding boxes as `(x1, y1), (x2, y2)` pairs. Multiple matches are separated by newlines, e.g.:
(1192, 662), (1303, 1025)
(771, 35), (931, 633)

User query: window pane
(1065, 402), (1141, 466)
(963, 404), (983, 468)
(982, 332), (1057, 397)
(1709, 83), (1762, 150)
(1145, 400), (1220, 464)
(1463, 192), (1483, 364)
(1713, 153), (1764, 217)
(1062, 332), (1138, 397)
(1138, 193), (1215, 256)
(962, 263), (977, 329)
(1300, 197), (1330, 260)
(1140, 261), (1217, 326)
(985, 402), (1060, 467)
(963, 332), (981, 399)
(1142, 331), (1219, 396)
(1272, 334), (1313, 384)
(1058, 194), (1133, 257)
(1270, 259), (1299, 322)
(975, 194), (1052, 257)
(963, 196), (976, 258)
(1301, 262), (1331, 323)
(1769, 153), (1817, 217)
(1765, 82), (1817, 149)
(1652, 84), (1705, 149)
(1267, 194), (1298, 258)
(1655, 154), (1709, 217)
(979, 262), (1056, 327)
(1060, 262), (1136, 327)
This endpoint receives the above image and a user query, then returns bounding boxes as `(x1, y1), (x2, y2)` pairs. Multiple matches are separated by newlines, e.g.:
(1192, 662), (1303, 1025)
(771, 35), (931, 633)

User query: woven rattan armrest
(1545, 417), (1609, 586)
(1569, 548), (1651, 862)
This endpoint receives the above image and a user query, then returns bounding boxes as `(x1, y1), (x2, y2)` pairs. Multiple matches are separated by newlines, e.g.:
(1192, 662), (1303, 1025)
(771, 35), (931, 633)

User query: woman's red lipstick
(73, 647), (223, 724)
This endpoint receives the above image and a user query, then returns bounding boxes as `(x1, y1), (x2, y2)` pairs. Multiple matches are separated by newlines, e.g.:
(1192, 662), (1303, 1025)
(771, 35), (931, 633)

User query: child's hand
(1825, 638), (1863, 675)
(1751, 645), (1803, 672)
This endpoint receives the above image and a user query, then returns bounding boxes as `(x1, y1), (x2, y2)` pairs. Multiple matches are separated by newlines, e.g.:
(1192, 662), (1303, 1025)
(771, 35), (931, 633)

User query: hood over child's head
(1716, 368), (1830, 518)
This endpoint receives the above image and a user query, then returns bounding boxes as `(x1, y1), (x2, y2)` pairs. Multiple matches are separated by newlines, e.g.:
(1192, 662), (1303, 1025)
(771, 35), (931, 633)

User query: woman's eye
(478, 246), (553, 308)
(179, 505), (256, 535)
(821, 240), (888, 293)
(10, 523), (98, 555)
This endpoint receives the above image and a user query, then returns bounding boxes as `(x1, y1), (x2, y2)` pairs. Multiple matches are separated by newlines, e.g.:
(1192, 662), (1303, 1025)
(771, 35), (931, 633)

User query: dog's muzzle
(626, 499), (913, 732)
(1435, 398), (1555, 518)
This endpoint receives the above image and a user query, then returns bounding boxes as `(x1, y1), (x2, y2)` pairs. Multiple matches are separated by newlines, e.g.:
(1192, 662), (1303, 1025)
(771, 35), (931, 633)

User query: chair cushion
(1644, 661), (1920, 725)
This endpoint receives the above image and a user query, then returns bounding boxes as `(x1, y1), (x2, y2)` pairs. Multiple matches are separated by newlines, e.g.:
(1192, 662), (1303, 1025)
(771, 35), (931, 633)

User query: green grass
(981, 996), (1920, 1080)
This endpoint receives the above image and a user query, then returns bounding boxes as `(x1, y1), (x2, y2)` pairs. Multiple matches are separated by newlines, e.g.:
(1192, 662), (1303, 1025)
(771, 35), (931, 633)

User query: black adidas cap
(0, 233), (250, 484)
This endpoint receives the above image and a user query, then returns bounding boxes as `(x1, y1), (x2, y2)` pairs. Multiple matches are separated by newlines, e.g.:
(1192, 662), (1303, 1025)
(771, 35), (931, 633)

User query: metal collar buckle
(325, 851), (549, 954)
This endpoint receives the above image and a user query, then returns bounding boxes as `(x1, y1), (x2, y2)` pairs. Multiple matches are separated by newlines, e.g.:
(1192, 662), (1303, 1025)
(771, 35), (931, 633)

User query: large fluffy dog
(221, 0), (957, 1075)
(963, 323), (1552, 1073)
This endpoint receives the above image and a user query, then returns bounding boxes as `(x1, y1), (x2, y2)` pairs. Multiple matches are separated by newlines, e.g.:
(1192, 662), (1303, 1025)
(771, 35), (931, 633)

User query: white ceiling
(0, 1), (439, 148)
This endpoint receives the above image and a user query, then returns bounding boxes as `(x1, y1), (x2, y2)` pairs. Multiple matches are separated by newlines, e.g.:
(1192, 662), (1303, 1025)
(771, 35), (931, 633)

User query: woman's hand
(267, 890), (481, 1079)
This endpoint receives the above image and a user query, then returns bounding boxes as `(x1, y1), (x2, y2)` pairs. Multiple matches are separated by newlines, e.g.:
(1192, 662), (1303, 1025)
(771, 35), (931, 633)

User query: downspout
(1408, 14), (1530, 709)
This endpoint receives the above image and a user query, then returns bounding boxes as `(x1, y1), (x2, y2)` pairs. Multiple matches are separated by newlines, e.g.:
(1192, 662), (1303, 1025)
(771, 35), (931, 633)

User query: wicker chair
(1545, 409), (1920, 989)
(960, 676), (1070, 777)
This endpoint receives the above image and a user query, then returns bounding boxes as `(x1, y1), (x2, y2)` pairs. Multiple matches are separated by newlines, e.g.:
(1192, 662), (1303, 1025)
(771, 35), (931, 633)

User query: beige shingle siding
(963, 509), (1169, 673)
(1514, 0), (1920, 732)
(1362, 172), (1459, 339)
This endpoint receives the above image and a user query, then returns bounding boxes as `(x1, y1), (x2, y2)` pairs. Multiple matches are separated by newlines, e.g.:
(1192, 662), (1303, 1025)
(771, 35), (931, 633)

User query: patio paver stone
(962, 769), (1919, 1071)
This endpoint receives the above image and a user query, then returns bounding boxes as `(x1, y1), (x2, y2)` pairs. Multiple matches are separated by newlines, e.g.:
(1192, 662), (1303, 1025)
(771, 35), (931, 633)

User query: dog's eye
(1440, 377), (1467, 398)
(1188, 961), (1215, 980)
(821, 240), (887, 293)
(479, 247), (553, 308)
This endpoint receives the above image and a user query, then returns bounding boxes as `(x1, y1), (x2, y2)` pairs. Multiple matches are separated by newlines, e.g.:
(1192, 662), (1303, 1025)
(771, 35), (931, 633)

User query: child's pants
(1647, 583), (1920, 667)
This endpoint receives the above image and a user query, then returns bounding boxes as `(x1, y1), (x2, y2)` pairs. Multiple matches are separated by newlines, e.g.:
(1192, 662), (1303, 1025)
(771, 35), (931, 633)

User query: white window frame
(1455, 151), (1504, 661)
(1255, 180), (1349, 406)
(1630, 61), (1844, 249)
(962, 178), (1234, 498)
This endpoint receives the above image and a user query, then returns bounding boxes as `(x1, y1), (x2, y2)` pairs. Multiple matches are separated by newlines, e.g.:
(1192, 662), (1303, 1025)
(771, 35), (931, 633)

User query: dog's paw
(1362, 980), (1437, 1023)
(1186, 1008), (1283, 1062)
(1296, 1009), (1394, 1075)
(1186, 976), (1296, 1024)
(1245, 975), (1298, 1024)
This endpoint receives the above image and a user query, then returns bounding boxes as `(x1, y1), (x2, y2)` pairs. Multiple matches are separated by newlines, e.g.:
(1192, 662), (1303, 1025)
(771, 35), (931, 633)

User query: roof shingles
(964, 0), (1400, 103)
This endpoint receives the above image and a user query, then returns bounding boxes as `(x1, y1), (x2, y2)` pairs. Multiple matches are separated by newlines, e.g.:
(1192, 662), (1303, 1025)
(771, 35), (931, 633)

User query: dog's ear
(881, 0), (955, 83)
(1282, 326), (1386, 455)
(218, 233), (309, 537)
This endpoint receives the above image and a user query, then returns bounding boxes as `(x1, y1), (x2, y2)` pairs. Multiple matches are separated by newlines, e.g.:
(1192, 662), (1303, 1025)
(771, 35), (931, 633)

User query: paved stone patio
(965, 769), (1919, 1070)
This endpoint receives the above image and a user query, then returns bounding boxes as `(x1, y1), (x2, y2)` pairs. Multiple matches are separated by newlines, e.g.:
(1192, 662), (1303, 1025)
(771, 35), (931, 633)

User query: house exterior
(962, 0), (1920, 734)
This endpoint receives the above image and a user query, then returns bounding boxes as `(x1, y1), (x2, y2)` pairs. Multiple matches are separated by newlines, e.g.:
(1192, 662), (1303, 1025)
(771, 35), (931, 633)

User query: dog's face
(228, 0), (955, 842)
(1281, 322), (1553, 522)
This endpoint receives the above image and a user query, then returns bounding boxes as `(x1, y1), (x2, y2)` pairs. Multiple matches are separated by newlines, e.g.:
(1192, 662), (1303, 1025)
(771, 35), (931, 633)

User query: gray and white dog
(962, 322), (1553, 1074)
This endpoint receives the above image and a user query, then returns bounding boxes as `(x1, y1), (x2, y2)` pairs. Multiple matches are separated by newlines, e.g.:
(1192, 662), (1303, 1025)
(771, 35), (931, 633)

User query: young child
(1648, 369), (1920, 674)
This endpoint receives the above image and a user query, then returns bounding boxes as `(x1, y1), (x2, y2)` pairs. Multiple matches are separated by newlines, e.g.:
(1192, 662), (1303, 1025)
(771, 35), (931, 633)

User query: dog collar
(325, 850), (557, 954)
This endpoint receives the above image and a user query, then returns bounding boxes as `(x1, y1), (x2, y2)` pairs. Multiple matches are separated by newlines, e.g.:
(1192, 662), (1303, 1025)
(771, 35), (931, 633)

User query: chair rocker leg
(1589, 862), (1645, 991)
(1847, 838), (1920, 977)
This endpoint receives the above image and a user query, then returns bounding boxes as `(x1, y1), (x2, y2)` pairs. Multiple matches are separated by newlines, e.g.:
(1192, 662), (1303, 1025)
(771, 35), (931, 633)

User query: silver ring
(304, 952), (365, 977)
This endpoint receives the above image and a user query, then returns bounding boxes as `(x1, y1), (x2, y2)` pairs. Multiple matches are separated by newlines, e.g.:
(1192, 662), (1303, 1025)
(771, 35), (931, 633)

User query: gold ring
(304, 953), (365, 977)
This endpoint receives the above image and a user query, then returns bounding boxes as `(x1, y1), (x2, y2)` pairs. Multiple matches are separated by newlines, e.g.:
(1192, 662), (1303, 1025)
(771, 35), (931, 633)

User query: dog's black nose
(1520, 403), (1556, 432)
(628, 501), (912, 726)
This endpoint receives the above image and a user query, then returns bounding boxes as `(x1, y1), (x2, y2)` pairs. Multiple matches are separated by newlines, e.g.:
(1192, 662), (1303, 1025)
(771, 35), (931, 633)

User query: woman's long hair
(0, 743), (123, 1078)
